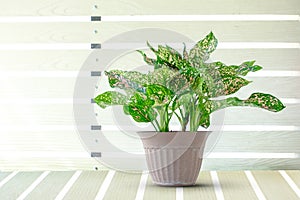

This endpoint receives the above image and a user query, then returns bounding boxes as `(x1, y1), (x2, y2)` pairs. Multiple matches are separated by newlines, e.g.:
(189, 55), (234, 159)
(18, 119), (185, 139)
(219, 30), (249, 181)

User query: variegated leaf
(203, 76), (251, 97)
(136, 50), (157, 66)
(148, 66), (178, 87)
(94, 91), (127, 109)
(128, 92), (157, 122)
(147, 42), (191, 71)
(244, 93), (286, 112)
(206, 92), (285, 114)
(168, 73), (191, 94)
(208, 60), (263, 77)
(105, 70), (147, 92)
(198, 110), (210, 128)
(189, 32), (218, 65)
(235, 61), (262, 76)
(145, 84), (174, 107)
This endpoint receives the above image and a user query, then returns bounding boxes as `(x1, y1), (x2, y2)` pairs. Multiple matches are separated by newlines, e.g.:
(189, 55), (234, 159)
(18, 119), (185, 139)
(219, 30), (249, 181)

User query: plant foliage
(94, 32), (285, 132)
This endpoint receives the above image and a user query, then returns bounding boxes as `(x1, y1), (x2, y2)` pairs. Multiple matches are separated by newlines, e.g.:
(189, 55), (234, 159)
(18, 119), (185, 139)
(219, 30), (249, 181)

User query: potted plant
(94, 32), (285, 186)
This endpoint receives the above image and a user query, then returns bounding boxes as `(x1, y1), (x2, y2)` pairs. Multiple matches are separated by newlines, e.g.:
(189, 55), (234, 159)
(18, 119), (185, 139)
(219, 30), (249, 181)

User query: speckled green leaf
(137, 50), (156, 66)
(203, 76), (251, 97)
(94, 91), (127, 109)
(146, 84), (174, 107)
(128, 92), (157, 122)
(168, 73), (191, 94)
(148, 66), (178, 87)
(105, 70), (147, 92)
(147, 42), (191, 71)
(244, 93), (286, 112)
(198, 110), (210, 128)
(208, 61), (263, 77)
(206, 92), (285, 114)
(157, 44), (182, 67)
(137, 50), (162, 69)
(189, 32), (218, 65)
(235, 61), (262, 76)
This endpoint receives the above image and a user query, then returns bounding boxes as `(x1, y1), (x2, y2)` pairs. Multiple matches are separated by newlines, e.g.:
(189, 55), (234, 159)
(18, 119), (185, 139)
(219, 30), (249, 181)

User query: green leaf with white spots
(137, 50), (156, 66)
(156, 44), (183, 68)
(206, 92), (285, 114)
(105, 70), (147, 93)
(94, 91), (127, 109)
(145, 84), (174, 107)
(203, 75), (251, 97)
(235, 61), (262, 76)
(244, 93), (286, 112)
(147, 42), (191, 71)
(198, 110), (210, 128)
(189, 32), (218, 65)
(208, 61), (263, 77)
(127, 92), (157, 122)
(137, 50), (162, 69)
(148, 66), (178, 87)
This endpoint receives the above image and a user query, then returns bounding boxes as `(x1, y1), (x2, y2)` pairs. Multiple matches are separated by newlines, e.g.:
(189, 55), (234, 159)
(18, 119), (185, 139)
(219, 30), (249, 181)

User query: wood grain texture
(183, 172), (217, 199)
(26, 171), (75, 200)
(103, 172), (141, 200)
(97, 0), (300, 15)
(1, 158), (300, 171)
(222, 104), (300, 125)
(0, 131), (299, 154)
(203, 158), (300, 170)
(217, 171), (258, 200)
(0, 0), (96, 16)
(0, 50), (91, 71)
(97, 21), (300, 43)
(0, 170), (299, 200)
(0, 172), (42, 199)
(0, 172), (11, 181)
(214, 131), (300, 153)
(0, 131), (85, 152)
(0, 49), (298, 71)
(252, 171), (300, 199)
(0, 23), (98, 43)
(143, 175), (176, 200)
(0, 21), (298, 43)
(63, 171), (108, 200)
(287, 171), (300, 188)
(0, 157), (101, 171)
(0, 0), (298, 16)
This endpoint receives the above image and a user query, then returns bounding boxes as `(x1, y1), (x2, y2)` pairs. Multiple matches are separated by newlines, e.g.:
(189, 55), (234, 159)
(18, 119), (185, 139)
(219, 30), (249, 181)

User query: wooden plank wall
(0, 0), (299, 171)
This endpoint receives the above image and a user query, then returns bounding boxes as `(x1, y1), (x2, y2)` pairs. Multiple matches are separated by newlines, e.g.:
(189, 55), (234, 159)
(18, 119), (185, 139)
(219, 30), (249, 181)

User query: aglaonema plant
(94, 32), (285, 132)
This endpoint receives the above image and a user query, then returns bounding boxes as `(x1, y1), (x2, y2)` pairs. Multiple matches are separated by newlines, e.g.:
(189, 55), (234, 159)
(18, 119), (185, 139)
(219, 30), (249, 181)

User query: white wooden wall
(0, 0), (299, 171)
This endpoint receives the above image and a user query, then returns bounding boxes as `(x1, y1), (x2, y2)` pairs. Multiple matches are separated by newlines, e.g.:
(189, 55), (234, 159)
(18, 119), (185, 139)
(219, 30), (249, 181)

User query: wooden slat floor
(0, 170), (299, 200)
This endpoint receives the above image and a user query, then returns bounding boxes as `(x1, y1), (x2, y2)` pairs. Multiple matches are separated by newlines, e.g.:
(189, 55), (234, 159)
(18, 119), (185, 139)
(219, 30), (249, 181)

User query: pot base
(153, 181), (196, 187)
